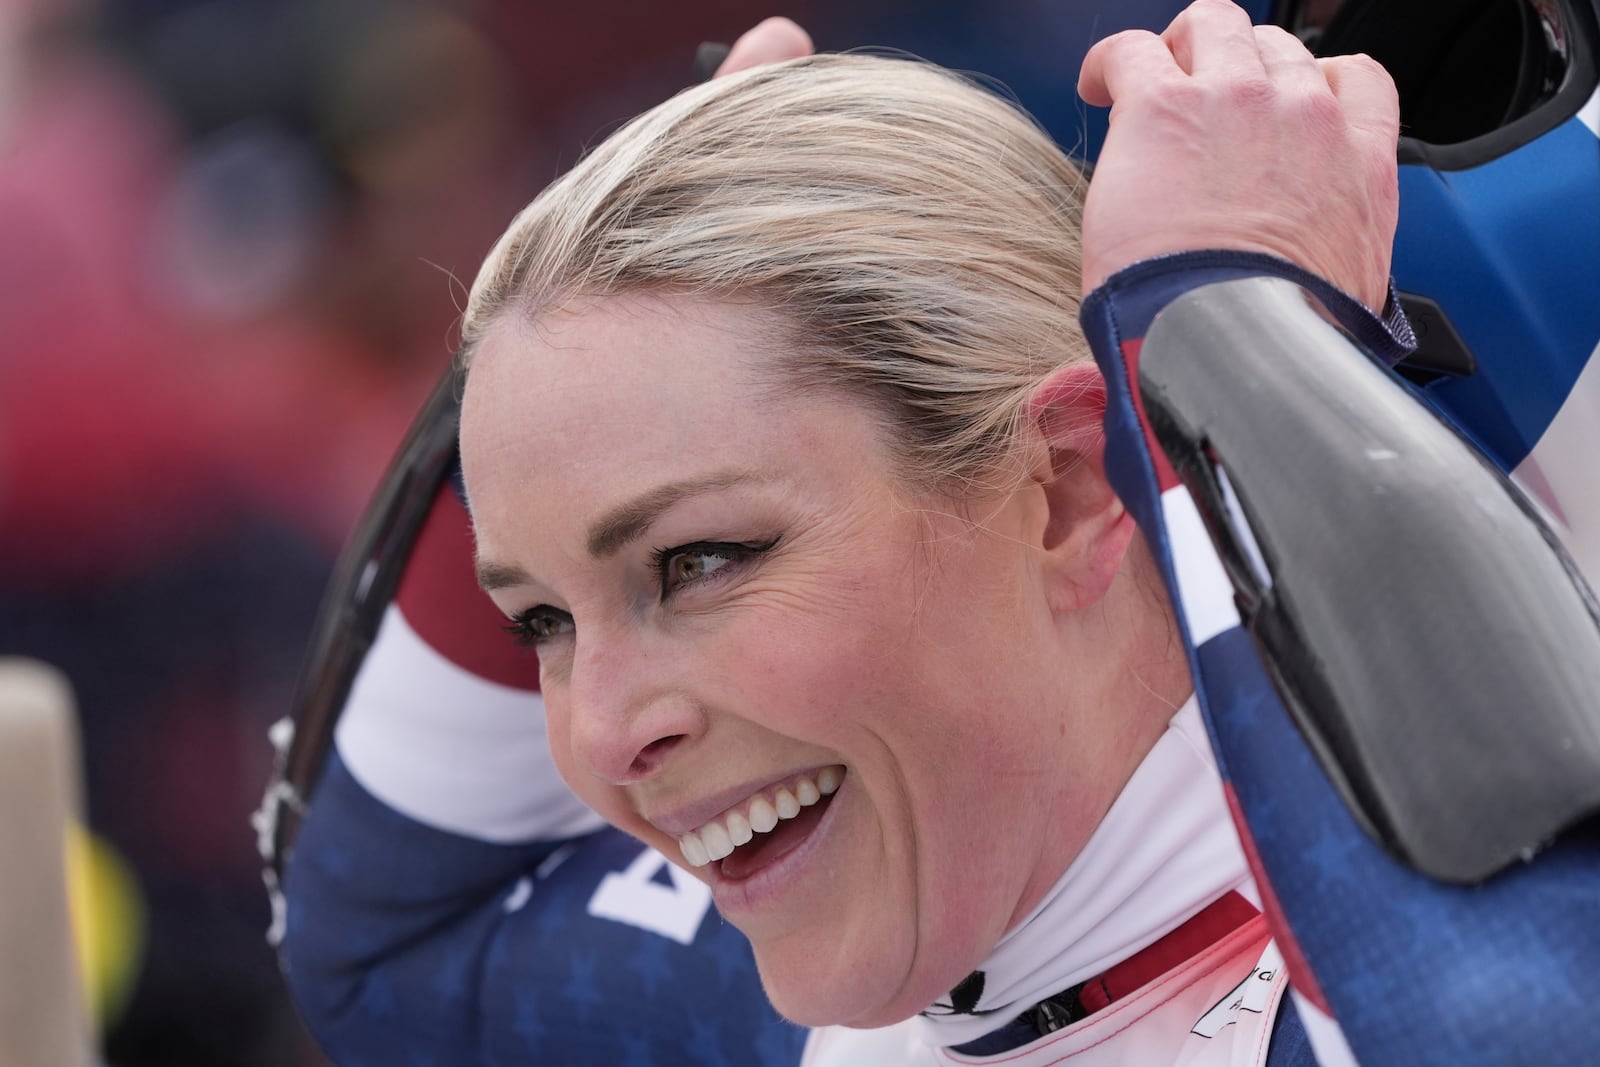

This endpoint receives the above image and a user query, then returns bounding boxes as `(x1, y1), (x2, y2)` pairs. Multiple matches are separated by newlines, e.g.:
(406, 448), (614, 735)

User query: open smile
(676, 765), (845, 874)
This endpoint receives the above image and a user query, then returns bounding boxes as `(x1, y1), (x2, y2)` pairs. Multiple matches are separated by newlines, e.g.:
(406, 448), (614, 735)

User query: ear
(1025, 363), (1139, 613)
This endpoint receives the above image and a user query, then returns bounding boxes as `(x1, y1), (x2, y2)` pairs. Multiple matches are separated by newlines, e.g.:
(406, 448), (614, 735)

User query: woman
(454, 4), (1404, 1062)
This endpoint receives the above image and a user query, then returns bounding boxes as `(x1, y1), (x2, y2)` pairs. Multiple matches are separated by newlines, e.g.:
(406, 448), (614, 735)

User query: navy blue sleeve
(1264, 996), (1316, 1067)
(281, 751), (807, 1067)
(1080, 250), (1415, 370)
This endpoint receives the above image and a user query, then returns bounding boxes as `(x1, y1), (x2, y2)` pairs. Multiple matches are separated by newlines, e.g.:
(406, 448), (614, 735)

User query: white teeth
(674, 766), (847, 868)
(680, 833), (709, 868)
(774, 787), (800, 820)
(701, 821), (734, 863)
(748, 796), (778, 834)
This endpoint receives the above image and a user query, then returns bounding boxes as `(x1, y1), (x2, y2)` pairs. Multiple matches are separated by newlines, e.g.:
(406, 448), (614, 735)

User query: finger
(1160, 0), (1261, 77)
(1253, 24), (1330, 99)
(1079, 29), (1179, 108)
(1318, 53), (1401, 144)
(716, 16), (814, 77)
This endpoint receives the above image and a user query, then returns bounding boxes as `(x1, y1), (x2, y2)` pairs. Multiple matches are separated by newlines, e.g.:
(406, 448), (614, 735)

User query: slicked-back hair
(462, 54), (1090, 494)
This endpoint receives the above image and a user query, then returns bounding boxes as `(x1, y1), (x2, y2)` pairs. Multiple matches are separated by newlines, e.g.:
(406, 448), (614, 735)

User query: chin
(750, 936), (948, 1031)
(760, 974), (899, 1030)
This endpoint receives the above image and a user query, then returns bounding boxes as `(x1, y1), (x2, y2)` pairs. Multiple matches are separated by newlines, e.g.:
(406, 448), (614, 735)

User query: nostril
(629, 734), (686, 777)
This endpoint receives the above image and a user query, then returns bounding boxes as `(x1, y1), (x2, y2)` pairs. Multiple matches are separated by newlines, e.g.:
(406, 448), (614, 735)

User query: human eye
(503, 606), (574, 647)
(650, 538), (778, 600)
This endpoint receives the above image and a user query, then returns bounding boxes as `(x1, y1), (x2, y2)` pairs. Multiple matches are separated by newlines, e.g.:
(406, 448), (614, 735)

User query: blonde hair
(462, 54), (1089, 493)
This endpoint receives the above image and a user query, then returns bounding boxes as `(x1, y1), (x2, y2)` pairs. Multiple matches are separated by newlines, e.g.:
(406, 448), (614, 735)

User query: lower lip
(705, 776), (847, 919)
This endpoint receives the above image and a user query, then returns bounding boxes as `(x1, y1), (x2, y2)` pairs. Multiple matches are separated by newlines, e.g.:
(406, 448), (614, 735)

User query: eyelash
(502, 537), (779, 648)
(648, 538), (779, 599)
(503, 607), (572, 648)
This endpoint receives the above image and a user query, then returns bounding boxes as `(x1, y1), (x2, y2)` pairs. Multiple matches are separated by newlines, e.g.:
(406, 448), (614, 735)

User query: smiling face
(461, 293), (1161, 1027)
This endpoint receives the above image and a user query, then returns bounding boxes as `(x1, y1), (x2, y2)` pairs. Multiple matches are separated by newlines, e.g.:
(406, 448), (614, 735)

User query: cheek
(726, 602), (921, 740)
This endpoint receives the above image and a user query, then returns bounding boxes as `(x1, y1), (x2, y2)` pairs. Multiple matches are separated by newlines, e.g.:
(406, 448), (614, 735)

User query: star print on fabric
(710, 927), (752, 989)
(1520, 917), (1589, 1014)
(1301, 826), (1361, 894)
(512, 993), (548, 1050)
(358, 971), (397, 1019)
(626, 931), (675, 999)
(484, 921), (513, 977)
(534, 881), (578, 944)
(431, 940), (473, 1008)
(617, 1031), (661, 1067)
(688, 1016), (734, 1067)
(563, 952), (603, 1023)
(317, 840), (356, 882)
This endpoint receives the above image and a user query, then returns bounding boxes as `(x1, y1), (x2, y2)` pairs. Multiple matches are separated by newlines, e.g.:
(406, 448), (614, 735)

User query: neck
(917, 697), (1252, 1048)
(996, 535), (1196, 958)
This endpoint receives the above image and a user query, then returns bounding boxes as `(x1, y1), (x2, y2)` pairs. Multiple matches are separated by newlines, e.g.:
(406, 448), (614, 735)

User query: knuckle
(1153, 77), (1207, 115)
(1299, 87), (1347, 133)
(1337, 52), (1400, 98)
(1251, 24), (1301, 51)
(1223, 73), (1276, 110)
(1190, 0), (1252, 25)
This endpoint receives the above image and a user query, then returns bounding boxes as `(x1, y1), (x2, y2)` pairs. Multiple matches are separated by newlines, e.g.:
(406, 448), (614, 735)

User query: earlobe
(1027, 363), (1138, 613)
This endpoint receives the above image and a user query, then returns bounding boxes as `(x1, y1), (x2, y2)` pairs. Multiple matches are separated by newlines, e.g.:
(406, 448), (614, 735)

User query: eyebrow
(585, 470), (757, 558)
(473, 469), (760, 591)
(476, 559), (535, 592)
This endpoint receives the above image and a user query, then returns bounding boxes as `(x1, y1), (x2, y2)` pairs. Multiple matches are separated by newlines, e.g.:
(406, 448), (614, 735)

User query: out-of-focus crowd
(0, 0), (1206, 1062)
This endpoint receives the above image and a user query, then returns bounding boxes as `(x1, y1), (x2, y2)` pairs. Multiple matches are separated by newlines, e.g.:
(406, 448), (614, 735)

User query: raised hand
(1078, 0), (1400, 310)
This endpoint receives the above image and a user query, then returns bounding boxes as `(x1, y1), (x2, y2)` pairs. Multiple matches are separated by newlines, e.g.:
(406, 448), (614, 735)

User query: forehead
(458, 293), (891, 559)
(462, 294), (788, 472)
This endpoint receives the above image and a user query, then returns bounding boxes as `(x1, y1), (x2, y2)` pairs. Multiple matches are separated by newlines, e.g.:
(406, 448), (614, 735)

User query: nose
(562, 633), (706, 785)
